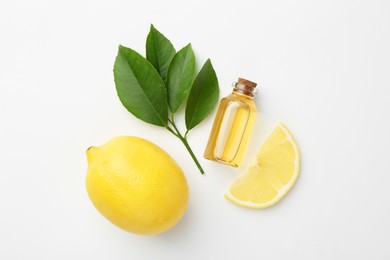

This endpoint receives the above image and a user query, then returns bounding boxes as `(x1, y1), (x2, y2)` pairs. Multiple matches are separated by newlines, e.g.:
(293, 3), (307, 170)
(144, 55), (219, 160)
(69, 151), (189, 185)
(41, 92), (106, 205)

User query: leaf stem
(167, 116), (204, 174)
(177, 133), (204, 174)
(166, 126), (179, 138)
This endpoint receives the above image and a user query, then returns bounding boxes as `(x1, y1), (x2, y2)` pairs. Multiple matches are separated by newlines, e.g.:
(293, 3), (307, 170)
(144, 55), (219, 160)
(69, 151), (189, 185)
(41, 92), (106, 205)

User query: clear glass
(204, 90), (257, 167)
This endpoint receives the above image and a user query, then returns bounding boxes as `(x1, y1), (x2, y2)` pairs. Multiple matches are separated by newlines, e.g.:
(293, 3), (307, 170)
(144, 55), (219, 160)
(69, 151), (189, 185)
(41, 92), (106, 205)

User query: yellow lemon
(225, 122), (300, 208)
(86, 136), (189, 235)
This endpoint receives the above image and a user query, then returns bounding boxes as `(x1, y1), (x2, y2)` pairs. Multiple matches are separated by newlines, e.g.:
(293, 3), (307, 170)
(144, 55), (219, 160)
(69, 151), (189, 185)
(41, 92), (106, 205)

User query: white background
(1, 0), (390, 259)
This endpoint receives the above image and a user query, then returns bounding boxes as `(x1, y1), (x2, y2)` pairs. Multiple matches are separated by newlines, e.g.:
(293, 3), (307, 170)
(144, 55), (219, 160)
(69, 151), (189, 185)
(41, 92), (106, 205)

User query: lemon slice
(225, 122), (300, 209)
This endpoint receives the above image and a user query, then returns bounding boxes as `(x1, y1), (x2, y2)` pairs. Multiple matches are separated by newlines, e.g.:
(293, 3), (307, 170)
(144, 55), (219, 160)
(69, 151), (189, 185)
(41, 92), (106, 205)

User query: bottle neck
(232, 90), (254, 99)
(232, 82), (257, 98)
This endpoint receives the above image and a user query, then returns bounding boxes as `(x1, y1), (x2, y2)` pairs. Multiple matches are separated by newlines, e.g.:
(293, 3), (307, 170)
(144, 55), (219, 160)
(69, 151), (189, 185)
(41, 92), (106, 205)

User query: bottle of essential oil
(204, 78), (257, 167)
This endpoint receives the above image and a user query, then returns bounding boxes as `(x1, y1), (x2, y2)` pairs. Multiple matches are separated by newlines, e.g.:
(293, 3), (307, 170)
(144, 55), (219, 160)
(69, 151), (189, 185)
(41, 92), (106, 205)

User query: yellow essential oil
(204, 78), (258, 167)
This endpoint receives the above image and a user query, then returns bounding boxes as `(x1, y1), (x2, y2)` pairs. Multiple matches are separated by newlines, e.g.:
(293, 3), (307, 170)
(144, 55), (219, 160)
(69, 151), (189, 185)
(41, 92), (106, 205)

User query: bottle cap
(233, 77), (258, 96)
(238, 78), (257, 88)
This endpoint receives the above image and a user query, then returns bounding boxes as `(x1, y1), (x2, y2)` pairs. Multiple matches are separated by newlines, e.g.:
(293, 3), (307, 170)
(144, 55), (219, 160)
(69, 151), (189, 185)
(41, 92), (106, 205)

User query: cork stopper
(234, 77), (258, 97)
(238, 78), (257, 88)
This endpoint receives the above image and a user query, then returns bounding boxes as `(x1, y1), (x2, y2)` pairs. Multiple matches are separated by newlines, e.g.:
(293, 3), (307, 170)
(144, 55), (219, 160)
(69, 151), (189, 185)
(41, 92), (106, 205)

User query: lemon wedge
(225, 122), (300, 209)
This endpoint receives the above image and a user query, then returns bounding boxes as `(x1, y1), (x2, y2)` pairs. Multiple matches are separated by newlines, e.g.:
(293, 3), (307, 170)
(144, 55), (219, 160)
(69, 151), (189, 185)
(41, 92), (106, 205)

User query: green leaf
(146, 24), (176, 82)
(185, 59), (219, 130)
(166, 44), (196, 113)
(114, 45), (168, 127)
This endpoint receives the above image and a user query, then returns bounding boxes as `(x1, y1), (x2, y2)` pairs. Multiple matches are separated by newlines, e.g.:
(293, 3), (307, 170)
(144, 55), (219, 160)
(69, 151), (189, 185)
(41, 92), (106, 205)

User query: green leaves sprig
(114, 24), (220, 174)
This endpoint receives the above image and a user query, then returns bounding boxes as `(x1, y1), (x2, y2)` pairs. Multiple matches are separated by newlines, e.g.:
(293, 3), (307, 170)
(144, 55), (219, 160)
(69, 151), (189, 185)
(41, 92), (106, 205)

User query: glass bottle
(204, 78), (258, 167)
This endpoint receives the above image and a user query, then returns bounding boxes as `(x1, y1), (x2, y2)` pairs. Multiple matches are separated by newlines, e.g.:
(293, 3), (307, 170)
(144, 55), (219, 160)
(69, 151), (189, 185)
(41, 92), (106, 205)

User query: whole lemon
(86, 136), (189, 235)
